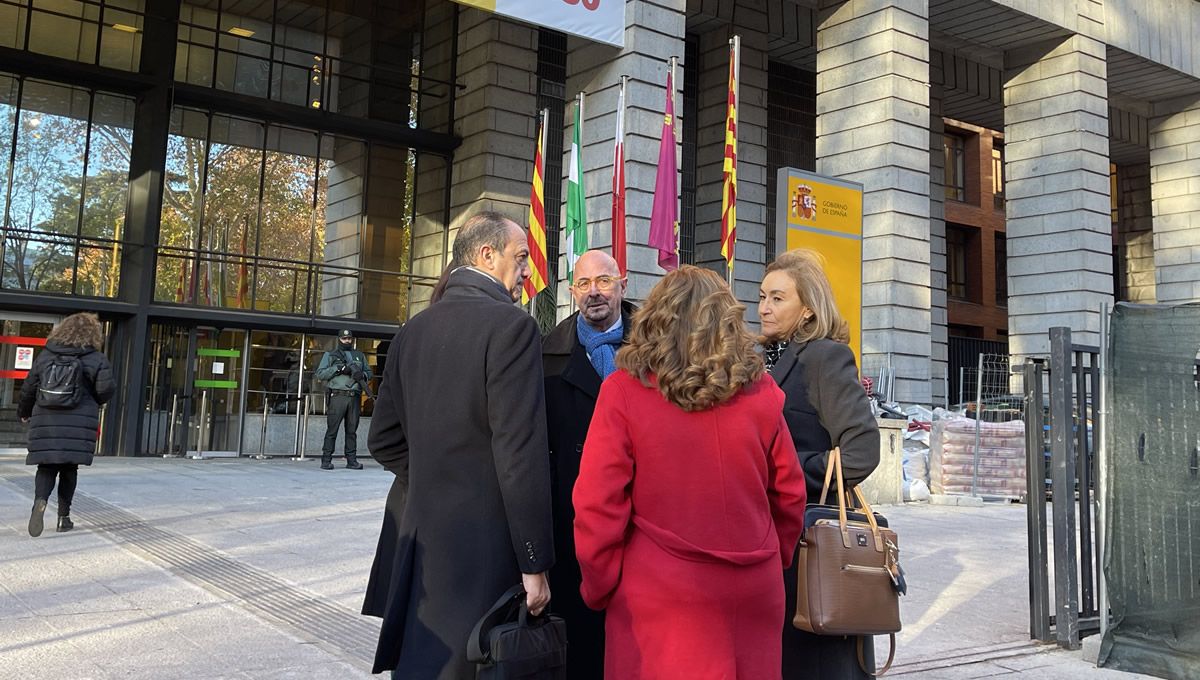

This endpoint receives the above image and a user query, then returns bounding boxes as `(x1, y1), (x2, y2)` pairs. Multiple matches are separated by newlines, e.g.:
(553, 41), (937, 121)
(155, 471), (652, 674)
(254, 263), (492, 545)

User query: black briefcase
(467, 585), (568, 680)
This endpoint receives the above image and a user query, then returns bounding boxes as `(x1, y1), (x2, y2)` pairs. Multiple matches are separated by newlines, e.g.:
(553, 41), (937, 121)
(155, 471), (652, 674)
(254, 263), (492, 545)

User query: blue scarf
(576, 315), (623, 379)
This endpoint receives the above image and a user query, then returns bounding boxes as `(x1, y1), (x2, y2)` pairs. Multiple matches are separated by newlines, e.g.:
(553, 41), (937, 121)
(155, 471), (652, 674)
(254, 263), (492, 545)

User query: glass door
(0, 314), (58, 452)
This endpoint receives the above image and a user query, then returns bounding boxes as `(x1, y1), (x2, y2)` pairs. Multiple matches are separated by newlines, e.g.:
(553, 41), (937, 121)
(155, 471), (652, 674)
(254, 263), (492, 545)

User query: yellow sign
(775, 169), (865, 366)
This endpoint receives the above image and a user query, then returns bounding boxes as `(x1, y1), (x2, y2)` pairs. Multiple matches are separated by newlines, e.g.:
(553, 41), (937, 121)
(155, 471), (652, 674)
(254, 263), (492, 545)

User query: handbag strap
(853, 486), (886, 553)
(467, 584), (525, 664)
(857, 633), (896, 677)
(818, 447), (841, 506)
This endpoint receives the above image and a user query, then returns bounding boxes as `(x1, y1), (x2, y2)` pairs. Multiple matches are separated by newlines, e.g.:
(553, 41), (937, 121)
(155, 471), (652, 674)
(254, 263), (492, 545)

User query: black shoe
(57, 516), (74, 533)
(346, 460), (363, 470)
(320, 461), (334, 470)
(28, 499), (47, 537)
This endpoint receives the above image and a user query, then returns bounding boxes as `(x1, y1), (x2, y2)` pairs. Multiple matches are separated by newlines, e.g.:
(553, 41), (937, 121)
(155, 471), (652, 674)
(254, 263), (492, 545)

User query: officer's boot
(320, 453), (334, 470)
(345, 454), (363, 470)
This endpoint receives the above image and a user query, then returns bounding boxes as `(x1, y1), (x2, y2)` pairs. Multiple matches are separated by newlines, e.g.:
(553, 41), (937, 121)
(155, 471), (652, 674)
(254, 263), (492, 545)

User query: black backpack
(36, 353), (83, 409)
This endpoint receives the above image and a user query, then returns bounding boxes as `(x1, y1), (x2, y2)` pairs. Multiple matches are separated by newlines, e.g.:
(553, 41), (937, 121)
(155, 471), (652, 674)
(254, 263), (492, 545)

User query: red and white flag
(611, 77), (627, 275)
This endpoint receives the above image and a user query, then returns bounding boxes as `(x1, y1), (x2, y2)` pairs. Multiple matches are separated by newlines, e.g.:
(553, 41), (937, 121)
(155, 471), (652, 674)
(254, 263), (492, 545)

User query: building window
(766, 60), (816, 262)
(0, 74), (135, 298)
(995, 233), (1007, 306)
(679, 33), (698, 266)
(155, 105), (447, 323)
(992, 142), (1004, 210)
(946, 224), (969, 300)
(944, 133), (966, 202)
(1, 0), (146, 71)
(173, 0), (450, 130)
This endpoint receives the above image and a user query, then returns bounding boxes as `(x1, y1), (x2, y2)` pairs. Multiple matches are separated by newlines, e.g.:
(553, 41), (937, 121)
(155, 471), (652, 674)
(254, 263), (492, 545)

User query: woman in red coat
(573, 266), (809, 680)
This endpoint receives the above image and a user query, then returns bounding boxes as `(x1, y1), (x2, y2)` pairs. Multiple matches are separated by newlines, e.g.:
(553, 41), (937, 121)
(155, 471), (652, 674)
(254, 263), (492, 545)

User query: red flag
(648, 62), (679, 272)
(611, 79), (627, 275)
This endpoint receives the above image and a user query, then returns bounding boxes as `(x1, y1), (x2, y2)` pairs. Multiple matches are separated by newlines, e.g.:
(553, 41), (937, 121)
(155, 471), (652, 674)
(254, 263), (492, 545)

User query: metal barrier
(1023, 326), (1102, 649)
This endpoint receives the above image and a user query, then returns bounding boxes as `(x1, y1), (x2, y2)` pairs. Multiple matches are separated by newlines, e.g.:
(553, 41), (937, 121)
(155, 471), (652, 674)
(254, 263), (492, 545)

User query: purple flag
(648, 65), (679, 272)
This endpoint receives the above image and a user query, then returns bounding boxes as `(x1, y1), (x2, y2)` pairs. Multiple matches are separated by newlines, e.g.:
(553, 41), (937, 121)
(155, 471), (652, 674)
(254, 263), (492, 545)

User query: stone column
(1148, 97), (1200, 304)
(929, 53), (948, 407)
(1115, 162), (1154, 303)
(561, 0), (687, 316)
(693, 18), (769, 318)
(815, 0), (932, 405)
(1003, 35), (1112, 358)
(449, 11), (539, 232)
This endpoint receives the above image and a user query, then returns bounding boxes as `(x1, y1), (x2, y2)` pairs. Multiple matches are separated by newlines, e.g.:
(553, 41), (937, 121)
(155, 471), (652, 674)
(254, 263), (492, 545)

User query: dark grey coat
(771, 337), (880, 680)
(18, 342), (115, 466)
(540, 302), (634, 680)
(365, 268), (555, 679)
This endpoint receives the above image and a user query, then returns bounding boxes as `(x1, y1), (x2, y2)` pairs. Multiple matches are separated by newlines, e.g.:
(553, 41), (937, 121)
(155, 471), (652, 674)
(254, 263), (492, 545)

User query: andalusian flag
(523, 110), (549, 304)
(721, 37), (739, 274)
(565, 94), (587, 283)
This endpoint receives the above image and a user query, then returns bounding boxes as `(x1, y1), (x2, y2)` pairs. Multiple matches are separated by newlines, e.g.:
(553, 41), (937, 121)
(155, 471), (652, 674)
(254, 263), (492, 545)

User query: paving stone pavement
(0, 455), (1158, 679)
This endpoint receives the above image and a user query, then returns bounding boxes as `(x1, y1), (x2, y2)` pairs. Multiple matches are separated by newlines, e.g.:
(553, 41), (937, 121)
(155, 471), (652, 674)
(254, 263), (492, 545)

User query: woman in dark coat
(758, 249), (881, 679)
(18, 312), (115, 537)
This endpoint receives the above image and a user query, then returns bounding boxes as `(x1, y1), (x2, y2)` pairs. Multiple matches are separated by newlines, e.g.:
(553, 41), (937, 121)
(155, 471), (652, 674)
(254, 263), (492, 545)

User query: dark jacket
(18, 342), (115, 466)
(771, 338), (879, 501)
(364, 268), (555, 678)
(771, 337), (879, 680)
(541, 301), (635, 680)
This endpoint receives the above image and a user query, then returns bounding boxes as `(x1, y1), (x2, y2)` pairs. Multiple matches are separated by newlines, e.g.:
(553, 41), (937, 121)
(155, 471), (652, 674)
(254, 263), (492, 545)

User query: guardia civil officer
(315, 330), (372, 470)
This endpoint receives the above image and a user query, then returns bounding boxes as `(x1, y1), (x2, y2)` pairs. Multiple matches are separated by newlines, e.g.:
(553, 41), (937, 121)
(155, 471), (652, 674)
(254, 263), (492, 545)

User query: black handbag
(467, 585), (568, 680)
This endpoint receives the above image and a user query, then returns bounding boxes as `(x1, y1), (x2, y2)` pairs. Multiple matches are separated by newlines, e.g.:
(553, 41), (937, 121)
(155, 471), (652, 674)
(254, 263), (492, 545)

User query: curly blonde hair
(617, 266), (764, 411)
(763, 248), (850, 345)
(48, 312), (104, 349)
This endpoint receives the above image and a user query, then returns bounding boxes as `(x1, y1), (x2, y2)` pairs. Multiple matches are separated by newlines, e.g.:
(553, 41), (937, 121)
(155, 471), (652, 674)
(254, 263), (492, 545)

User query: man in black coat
(366, 211), (554, 679)
(541, 249), (634, 680)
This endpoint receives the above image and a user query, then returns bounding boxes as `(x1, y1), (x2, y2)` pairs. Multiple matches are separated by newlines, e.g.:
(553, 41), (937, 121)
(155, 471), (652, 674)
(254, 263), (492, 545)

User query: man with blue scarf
(542, 249), (633, 680)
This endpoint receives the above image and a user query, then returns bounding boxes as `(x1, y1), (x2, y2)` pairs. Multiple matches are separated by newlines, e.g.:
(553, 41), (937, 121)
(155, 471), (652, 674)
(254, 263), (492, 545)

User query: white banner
(454, 0), (625, 48)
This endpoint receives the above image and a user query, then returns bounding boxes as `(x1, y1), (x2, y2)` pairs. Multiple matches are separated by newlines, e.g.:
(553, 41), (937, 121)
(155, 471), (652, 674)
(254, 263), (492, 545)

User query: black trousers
(34, 463), (79, 517)
(322, 393), (361, 459)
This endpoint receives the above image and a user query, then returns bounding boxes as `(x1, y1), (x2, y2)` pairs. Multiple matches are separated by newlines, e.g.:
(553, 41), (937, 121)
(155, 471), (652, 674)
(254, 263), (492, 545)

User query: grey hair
(452, 211), (517, 266)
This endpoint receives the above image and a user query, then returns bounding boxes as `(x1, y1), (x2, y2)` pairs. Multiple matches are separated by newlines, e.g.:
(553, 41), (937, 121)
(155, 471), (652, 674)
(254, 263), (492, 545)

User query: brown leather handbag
(793, 447), (904, 676)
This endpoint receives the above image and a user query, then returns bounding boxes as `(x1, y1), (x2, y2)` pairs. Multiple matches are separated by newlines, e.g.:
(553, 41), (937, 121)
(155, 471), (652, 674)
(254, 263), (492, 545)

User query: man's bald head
(571, 249), (627, 331)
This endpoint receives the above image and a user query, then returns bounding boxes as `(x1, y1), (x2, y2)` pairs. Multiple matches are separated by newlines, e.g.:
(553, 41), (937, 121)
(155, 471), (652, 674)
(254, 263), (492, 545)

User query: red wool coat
(573, 371), (808, 680)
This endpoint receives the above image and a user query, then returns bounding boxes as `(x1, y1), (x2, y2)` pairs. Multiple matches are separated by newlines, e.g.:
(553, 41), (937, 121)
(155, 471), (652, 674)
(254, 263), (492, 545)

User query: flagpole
(727, 35), (740, 289)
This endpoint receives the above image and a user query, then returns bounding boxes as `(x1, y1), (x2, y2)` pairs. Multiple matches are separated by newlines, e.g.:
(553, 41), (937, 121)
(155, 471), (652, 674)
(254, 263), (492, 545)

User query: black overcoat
(18, 343), (115, 466)
(771, 338), (880, 680)
(365, 268), (555, 679)
(540, 302), (634, 680)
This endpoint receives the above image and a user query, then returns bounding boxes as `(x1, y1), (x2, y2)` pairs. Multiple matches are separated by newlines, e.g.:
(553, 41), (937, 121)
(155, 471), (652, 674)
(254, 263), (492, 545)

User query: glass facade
(0, 0), (146, 70)
(154, 107), (429, 322)
(0, 0), (455, 456)
(0, 74), (135, 297)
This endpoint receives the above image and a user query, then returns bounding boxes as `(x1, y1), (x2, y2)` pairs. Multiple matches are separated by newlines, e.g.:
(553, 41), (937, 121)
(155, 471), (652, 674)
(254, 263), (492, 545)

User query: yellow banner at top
(452, 0), (625, 47)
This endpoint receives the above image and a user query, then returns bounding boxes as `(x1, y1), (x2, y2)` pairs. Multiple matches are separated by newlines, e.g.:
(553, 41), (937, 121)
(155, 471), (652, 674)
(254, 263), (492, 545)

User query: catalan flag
(720, 38), (739, 272)
(523, 110), (549, 305)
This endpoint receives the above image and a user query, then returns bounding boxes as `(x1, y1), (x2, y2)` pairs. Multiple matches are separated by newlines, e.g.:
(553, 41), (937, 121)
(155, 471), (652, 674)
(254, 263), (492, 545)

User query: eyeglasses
(572, 275), (624, 292)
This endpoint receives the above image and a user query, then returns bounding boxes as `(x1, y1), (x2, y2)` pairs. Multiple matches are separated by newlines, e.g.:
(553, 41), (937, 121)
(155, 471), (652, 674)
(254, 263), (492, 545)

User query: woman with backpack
(18, 312), (115, 537)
